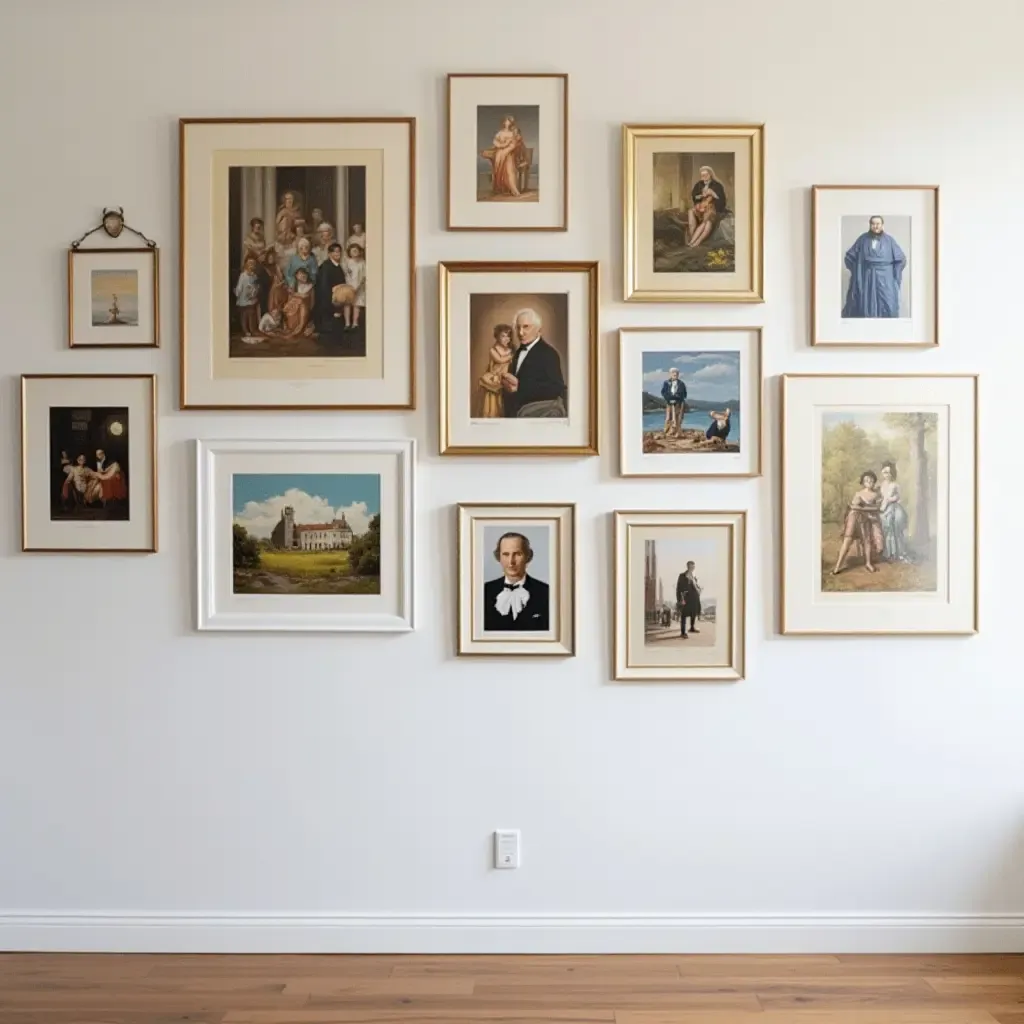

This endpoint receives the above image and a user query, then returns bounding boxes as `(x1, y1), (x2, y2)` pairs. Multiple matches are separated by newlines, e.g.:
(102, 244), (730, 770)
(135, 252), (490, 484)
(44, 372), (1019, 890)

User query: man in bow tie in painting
(483, 531), (551, 632)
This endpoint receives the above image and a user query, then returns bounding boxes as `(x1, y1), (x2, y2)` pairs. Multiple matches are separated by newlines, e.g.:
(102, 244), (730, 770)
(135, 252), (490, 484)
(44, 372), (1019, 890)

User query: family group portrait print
(841, 214), (910, 319)
(820, 410), (938, 593)
(229, 164), (368, 359)
(231, 473), (381, 596)
(652, 152), (736, 274)
(49, 406), (129, 522)
(477, 105), (539, 203)
(469, 293), (568, 420)
(641, 350), (740, 455)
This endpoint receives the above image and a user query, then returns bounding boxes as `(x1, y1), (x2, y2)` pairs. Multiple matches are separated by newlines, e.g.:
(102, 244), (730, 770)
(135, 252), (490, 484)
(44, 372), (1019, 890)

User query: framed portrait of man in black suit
(439, 262), (598, 456)
(457, 503), (576, 656)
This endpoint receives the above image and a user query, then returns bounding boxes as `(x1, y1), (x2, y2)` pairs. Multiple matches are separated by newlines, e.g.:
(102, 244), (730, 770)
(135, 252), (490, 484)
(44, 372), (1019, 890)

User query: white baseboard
(1, 912), (1023, 954)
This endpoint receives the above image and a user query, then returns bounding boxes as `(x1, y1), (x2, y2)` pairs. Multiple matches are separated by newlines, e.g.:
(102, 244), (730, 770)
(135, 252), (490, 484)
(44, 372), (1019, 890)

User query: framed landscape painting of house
(180, 117), (415, 409)
(197, 438), (414, 632)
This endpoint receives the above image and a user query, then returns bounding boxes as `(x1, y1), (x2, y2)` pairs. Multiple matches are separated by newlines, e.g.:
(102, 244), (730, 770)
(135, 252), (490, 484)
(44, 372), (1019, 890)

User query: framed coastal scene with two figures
(812, 185), (938, 346)
(438, 261), (598, 455)
(624, 124), (764, 302)
(447, 74), (567, 231)
(179, 117), (414, 409)
(619, 327), (762, 477)
(782, 375), (977, 635)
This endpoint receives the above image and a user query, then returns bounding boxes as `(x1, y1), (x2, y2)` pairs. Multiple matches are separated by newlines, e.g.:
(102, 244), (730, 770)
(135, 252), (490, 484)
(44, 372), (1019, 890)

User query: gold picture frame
(780, 374), (978, 635)
(446, 73), (568, 232)
(179, 116), (416, 410)
(811, 184), (939, 347)
(457, 502), (576, 657)
(614, 510), (746, 681)
(21, 374), (158, 553)
(68, 247), (160, 348)
(618, 326), (763, 478)
(623, 123), (764, 302)
(438, 260), (599, 456)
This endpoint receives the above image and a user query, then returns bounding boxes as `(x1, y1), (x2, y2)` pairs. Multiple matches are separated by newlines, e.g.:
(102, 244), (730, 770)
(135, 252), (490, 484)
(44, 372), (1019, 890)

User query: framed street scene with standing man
(457, 503), (575, 657)
(619, 327), (762, 477)
(180, 118), (415, 409)
(447, 74), (567, 231)
(812, 185), (938, 346)
(624, 124), (763, 302)
(439, 261), (598, 456)
(615, 510), (746, 681)
(781, 375), (977, 635)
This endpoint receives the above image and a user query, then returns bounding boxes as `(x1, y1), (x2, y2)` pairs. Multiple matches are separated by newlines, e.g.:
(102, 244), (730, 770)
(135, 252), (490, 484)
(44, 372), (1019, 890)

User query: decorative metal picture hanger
(70, 207), (157, 250)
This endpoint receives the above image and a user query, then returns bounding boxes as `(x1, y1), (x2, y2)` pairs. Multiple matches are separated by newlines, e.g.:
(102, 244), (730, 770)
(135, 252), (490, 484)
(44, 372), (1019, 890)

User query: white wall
(1, 0), (1022, 954)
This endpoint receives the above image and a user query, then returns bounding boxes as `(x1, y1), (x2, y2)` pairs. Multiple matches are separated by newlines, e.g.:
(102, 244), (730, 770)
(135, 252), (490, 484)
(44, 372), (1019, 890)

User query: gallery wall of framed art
(2, 0), (1016, 954)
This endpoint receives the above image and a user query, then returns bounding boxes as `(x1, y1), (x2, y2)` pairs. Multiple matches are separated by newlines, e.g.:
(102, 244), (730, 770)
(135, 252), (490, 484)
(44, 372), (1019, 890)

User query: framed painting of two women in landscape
(781, 375), (977, 635)
(179, 118), (415, 409)
(624, 124), (764, 302)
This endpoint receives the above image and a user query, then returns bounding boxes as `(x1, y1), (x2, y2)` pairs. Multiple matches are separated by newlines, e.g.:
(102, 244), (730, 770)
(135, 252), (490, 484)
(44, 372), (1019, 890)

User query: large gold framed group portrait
(179, 117), (415, 410)
(624, 124), (764, 302)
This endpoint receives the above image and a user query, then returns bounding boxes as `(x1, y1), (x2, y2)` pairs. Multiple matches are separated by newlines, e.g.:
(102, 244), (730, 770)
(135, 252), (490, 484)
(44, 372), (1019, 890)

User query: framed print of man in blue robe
(840, 215), (909, 318)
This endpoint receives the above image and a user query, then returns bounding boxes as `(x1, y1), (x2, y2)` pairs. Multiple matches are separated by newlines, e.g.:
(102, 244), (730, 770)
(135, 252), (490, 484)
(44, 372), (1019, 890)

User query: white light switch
(494, 829), (520, 869)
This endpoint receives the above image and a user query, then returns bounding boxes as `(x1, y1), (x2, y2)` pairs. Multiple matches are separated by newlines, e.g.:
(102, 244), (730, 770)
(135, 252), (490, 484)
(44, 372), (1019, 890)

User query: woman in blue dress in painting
(878, 460), (910, 562)
(842, 215), (906, 318)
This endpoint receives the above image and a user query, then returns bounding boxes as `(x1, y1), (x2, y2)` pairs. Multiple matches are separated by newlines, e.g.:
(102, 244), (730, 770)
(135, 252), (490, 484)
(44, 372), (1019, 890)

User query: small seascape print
(91, 270), (139, 327)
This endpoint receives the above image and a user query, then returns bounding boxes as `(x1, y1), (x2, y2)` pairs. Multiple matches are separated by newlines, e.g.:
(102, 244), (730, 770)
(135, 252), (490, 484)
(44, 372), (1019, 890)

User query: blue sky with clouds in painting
(641, 350), (740, 402)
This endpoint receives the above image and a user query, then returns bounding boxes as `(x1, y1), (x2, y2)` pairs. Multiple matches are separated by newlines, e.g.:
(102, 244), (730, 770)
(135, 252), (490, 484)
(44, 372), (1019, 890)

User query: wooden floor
(2, 953), (1024, 1023)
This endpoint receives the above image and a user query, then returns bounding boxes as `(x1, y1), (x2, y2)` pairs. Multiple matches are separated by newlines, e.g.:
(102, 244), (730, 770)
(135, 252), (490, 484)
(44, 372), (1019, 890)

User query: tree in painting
(820, 410), (938, 593)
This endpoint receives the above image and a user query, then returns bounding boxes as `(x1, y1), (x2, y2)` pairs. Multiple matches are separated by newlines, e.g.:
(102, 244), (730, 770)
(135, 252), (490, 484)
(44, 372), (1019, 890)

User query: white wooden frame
(197, 438), (415, 632)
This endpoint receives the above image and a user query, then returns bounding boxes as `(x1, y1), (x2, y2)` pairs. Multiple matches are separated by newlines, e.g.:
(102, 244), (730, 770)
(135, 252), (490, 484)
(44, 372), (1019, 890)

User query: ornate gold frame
(21, 374), (158, 553)
(456, 502), (577, 657)
(613, 510), (747, 681)
(446, 73), (569, 232)
(617, 326), (764, 478)
(810, 184), (940, 347)
(68, 247), (160, 348)
(178, 116), (416, 410)
(623, 123), (764, 302)
(780, 373), (979, 635)
(438, 260), (599, 456)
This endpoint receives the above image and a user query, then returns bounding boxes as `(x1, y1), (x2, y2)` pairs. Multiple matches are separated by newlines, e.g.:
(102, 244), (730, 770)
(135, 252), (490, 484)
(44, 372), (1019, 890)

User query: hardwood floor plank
(618, 1012), (1000, 1024)
(223, 1012), (616, 1023)
(282, 977), (476, 996)
(390, 955), (685, 977)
